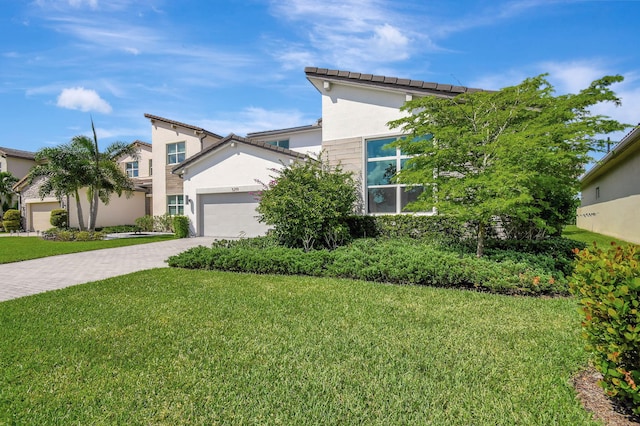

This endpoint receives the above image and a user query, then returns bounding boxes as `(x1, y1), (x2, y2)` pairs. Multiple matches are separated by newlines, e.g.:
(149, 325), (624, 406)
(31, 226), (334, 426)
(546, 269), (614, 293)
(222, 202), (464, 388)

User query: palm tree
(28, 142), (93, 230)
(28, 120), (139, 230)
(0, 171), (18, 214)
(78, 120), (139, 230)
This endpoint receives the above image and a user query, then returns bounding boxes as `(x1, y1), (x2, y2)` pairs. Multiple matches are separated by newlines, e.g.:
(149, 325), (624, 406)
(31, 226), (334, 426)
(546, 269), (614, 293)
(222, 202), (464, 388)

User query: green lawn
(0, 235), (176, 264)
(0, 269), (597, 425)
(563, 224), (632, 247)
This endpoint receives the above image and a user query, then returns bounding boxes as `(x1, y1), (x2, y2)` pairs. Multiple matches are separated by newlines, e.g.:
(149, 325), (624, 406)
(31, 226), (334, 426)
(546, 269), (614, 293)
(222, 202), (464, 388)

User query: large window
(167, 195), (184, 215)
(366, 137), (427, 214)
(125, 161), (138, 177)
(167, 142), (186, 164)
(266, 139), (289, 149)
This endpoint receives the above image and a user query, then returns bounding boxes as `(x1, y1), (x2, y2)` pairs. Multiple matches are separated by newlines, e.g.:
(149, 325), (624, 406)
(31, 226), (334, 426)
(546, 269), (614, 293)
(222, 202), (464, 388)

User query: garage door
(199, 193), (270, 238)
(29, 202), (60, 232)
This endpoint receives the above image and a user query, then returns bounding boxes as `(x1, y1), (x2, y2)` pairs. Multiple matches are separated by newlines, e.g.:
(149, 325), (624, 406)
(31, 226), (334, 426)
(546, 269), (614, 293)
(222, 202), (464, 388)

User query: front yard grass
(0, 235), (176, 264)
(0, 269), (597, 425)
(563, 224), (631, 247)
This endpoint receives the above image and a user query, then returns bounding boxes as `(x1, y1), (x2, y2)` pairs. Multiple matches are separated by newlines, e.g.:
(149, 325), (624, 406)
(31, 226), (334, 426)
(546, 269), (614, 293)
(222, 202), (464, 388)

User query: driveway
(0, 237), (217, 302)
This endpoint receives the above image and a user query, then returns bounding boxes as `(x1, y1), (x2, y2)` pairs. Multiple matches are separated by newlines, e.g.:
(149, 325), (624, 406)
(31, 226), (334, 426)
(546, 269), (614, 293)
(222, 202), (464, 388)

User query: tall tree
(29, 120), (138, 230)
(389, 74), (628, 257)
(0, 171), (18, 213)
(29, 143), (92, 230)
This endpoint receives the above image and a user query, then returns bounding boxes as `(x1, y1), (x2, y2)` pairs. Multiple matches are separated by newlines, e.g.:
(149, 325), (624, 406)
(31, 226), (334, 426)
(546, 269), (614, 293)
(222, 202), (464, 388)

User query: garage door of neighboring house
(29, 202), (59, 232)
(199, 192), (269, 238)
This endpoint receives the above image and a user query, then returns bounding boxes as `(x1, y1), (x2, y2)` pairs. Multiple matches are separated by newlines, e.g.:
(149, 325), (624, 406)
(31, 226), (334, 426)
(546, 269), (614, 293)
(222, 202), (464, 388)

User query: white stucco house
(145, 67), (484, 237)
(14, 141), (153, 232)
(577, 126), (640, 244)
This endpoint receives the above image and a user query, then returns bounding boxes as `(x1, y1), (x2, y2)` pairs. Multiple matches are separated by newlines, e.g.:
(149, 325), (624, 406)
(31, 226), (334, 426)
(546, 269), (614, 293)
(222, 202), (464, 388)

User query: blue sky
(2, 0), (639, 154)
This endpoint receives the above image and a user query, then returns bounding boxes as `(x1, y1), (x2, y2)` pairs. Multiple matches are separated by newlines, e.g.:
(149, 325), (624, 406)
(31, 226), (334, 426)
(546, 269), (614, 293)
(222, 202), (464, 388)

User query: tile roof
(172, 133), (308, 174)
(131, 140), (152, 149)
(304, 67), (486, 96)
(144, 113), (224, 140)
(0, 146), (36, 160)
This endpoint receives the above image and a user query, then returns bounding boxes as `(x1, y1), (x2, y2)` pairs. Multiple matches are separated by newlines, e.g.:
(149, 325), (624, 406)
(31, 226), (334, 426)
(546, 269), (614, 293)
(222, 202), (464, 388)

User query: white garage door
(29, 202), (60, 232)
(199, 193), (270, 238)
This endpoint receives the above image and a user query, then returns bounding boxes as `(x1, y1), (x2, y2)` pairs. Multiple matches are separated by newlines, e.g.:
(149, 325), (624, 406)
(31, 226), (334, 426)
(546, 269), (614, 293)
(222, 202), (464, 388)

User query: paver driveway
(0, 237), (217, 302)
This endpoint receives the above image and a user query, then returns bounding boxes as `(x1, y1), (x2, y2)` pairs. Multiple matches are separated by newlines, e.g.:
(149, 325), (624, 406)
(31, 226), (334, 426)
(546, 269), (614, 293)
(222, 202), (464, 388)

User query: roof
(144, 113), (224, 140)
(131, 140), (152, 149)
(246, 119), (322, 139)
(581, 125), (640, 186)
(172, 133), (308, 174)
(0, 146), (36, 160)
(304, 67), (485, 97)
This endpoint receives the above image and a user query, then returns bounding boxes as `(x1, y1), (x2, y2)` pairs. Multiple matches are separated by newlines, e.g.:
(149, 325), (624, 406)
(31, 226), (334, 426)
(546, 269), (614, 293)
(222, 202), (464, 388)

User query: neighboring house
(119, 140), (153, 216)
(14, 141), (151, 232)
(0, 147), (36, 180)
(577, 126), (640, 244)
(146, 67), (484, 237)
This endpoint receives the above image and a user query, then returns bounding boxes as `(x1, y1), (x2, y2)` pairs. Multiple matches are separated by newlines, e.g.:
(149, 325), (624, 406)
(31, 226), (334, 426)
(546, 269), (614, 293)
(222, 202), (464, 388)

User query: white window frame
(167, 142), (186, 165)
(364, 136), (429, 215)
(266, 139), (290, 149)
(125, 161), (139, 178)
(167, 195), (184, 216)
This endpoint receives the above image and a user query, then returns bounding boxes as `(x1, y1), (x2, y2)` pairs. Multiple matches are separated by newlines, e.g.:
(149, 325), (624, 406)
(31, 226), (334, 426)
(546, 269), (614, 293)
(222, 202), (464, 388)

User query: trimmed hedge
(42, 228), (105, 241)
(2, 209), (21, 232)
(50, 209), (68, 228)
(168, 237), (571, 295)
(570, 243), (640, 415)
(173, 215), (190, 238)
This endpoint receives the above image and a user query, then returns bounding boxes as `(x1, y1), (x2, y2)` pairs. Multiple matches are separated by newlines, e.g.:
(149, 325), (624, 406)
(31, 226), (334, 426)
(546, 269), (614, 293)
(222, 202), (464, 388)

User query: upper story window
(149, 159), (153, 176)
(366, 136), (428, 214)
(267, 139), (289, 149)
(125, 161), (139, 178)
(167, 142), (186, 165)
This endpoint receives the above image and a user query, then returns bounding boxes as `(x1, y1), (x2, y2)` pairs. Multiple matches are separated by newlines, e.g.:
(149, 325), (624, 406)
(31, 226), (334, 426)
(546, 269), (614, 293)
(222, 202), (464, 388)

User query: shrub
(168, 237), (568, 295)
(256, 155), (358, 251)
(154, 214), (174, 232)
(41, 228), (105, 241)
(2, 209), (21, 232)
(173, 215), (190, 238)
(135, 215), (155, 232)
(570, 243), (640, 415)
(100, 225), (139, 234)
(50, 209), (68, 228)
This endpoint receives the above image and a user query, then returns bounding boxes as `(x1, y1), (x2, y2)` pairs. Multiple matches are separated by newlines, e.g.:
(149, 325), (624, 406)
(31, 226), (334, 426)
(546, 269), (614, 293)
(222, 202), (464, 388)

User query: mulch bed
(573, 367), (639, 426)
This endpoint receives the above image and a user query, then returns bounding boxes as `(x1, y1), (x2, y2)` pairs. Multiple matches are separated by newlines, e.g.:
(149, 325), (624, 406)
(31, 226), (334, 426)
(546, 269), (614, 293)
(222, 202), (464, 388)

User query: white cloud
(269, 0), (419, 71)
(56, 87), (112, 113)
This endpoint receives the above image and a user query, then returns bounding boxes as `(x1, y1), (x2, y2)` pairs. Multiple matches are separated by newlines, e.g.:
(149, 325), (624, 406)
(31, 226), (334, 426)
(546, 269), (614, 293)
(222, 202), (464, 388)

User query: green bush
(168, 237), (568, 295)
(50, 209), (68, 228)
(154, 214), (174, 232)
(41, 228), (105, 241)
(2, 209), (21, 232)
(100, 225), (139, 234)
(570, 243), (640, 415)
(173, 215), (190, 238)
(135, 215), (155, 232)
(256, 155), (358, 251)
(371, 215), (467, 242)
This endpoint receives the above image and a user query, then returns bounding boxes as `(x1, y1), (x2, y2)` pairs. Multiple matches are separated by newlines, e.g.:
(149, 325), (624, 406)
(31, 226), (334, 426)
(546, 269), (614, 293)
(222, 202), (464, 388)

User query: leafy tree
(257, 155), (358, 251)
(389, 74), (628, 257)
(0, 171), (18, 214)
(28, 120), (138, 230)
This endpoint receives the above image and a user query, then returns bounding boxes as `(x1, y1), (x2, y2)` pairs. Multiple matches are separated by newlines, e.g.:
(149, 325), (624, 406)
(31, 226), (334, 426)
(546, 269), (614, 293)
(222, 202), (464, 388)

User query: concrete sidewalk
(0, 237), (217, 302)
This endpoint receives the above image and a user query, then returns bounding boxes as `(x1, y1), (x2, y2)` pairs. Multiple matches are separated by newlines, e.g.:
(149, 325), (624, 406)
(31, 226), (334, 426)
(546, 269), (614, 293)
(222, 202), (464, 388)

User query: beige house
(0, 147), (36, 180)
(577, 126), (640, 244)
(14, 141), (152, 232)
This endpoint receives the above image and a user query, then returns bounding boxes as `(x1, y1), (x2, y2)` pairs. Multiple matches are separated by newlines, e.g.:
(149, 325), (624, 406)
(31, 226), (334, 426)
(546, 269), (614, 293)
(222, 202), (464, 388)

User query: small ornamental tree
(256, 156), (358, 251)
(50, 209), (68, 228)
(389, 74), (628, 257)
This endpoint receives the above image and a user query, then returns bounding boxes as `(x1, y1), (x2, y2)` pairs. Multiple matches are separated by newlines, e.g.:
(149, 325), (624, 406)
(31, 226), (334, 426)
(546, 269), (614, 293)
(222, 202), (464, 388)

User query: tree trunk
(476, 222), (485, 258)
(89, 188), (99, 230)
(74, 189), (86, 231)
